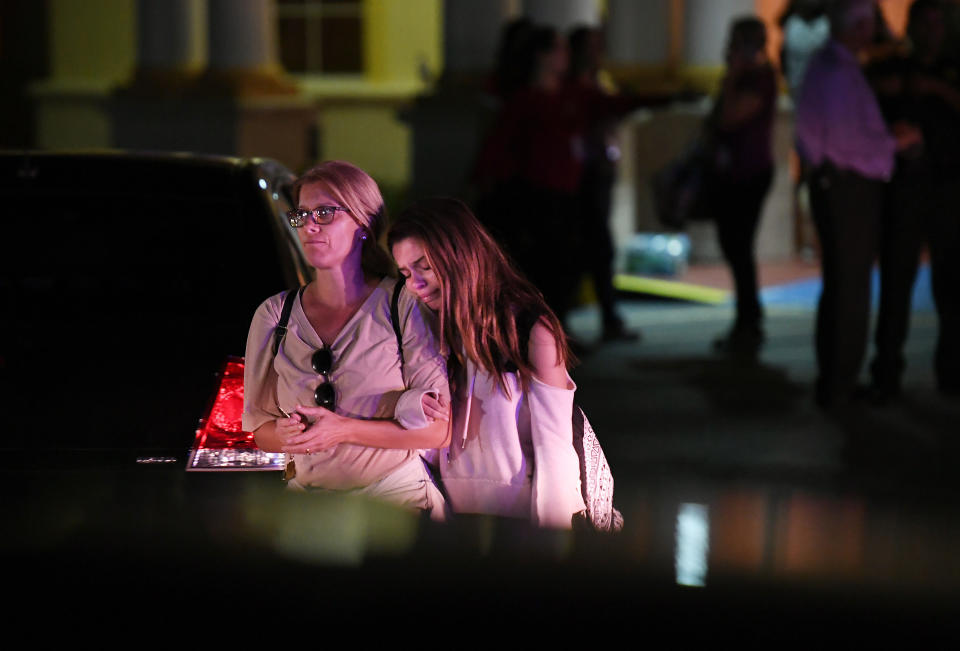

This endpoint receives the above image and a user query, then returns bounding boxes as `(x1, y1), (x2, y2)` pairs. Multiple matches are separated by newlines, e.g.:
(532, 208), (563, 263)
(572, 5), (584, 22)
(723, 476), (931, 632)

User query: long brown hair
(388, 197), (572, 394)
(292, 160), (393, 277)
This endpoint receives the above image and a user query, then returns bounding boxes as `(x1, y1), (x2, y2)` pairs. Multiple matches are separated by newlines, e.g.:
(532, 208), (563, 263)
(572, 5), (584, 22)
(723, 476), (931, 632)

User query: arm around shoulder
(393, 286), (451, 430)
(282, 288), (452, 454)
(281, 406), (450, 454)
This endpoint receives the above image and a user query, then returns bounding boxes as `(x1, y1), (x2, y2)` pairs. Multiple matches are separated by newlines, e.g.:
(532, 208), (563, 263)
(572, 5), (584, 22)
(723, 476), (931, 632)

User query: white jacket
(438, 357), (585, 529)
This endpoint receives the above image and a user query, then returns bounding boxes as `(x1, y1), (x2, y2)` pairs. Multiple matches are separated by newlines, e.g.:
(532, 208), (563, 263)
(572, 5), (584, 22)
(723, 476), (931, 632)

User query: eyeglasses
(287, 206), (350, 228)
(311, 348), (336, 410)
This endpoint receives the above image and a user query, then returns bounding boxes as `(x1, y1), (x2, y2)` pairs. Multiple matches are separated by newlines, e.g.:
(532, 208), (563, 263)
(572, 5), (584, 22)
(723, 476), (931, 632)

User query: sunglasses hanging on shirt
(312, 347), (336, 410)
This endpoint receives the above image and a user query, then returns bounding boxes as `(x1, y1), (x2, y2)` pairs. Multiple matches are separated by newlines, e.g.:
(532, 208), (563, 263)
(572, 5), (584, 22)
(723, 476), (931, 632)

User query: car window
(2, 166), (288, 360)
(0, 157), (295, 453)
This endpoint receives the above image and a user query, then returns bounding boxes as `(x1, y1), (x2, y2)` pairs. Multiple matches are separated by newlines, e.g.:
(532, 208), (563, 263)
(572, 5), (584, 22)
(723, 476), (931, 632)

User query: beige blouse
(242, 277), (449, 490)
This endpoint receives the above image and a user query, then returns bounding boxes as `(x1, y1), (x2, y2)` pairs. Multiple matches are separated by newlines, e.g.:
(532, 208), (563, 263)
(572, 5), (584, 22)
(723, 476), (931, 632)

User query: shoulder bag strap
(272, 286), (302, 355)
(390, 278), (405, 366)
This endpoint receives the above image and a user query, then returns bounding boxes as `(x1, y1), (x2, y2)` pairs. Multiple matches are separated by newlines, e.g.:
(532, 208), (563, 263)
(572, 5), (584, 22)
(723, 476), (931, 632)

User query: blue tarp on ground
(760, 264), (935, 311)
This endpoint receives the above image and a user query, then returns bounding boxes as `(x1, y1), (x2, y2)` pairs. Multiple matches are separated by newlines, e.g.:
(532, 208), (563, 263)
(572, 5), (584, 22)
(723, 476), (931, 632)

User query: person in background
(867, 0), (960, 401)
(863, 0), (901, 64)
(779, 0), (829, 259)
(780, 0), (830, 98)
(473, 26), (583, 328)
(794, 0), (923, 409)
(243, 160), (450, 518)
(706, 17), (778, 355)
(567, 25), (641, 344)
(389, 197), (586, 530)
(487, 16), (535, 102)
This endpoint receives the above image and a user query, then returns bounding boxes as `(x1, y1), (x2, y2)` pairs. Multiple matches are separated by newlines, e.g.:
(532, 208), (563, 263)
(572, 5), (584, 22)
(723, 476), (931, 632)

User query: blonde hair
(292, 160), (393, 277)
(388, 197), (571, 395)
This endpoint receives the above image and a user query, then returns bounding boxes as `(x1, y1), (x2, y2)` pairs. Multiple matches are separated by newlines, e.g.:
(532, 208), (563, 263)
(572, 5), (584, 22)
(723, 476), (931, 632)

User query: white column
(207, 0), (278, 71)
(137, 0), (207, 73)
(523, 0), (599, 33)
(116, 0), (313, 165)
(683, 0), (754, 65)
(203, 0), (296, 95)
(605, 0), (670, 66)
(443, 0), (517, 74)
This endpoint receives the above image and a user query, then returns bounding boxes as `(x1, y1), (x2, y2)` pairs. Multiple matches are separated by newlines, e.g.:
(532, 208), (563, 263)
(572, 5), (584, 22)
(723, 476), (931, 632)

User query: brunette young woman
(242, 161), (450, 518)
(388, 197), (586, 529)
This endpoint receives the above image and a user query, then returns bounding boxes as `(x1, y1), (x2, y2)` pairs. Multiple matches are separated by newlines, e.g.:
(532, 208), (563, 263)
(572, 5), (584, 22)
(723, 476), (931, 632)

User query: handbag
(572, 405), (623, 533)
(651, 133), (716, 230)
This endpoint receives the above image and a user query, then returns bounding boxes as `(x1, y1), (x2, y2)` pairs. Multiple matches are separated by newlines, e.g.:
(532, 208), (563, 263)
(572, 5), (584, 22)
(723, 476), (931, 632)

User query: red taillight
(195, 357), (254, 449)
(187, 356), (285, 471)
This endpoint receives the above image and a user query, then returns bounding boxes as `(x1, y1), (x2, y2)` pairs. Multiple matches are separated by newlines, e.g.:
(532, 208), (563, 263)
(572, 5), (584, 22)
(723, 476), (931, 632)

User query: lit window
(277, 0), (363, 74)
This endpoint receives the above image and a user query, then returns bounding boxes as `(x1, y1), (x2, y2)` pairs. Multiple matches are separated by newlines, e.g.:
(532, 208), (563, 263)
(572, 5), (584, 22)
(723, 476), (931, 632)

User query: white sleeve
(241, 295), (284, 433)
(391, 287), (450, 430)
(527, 376), (587, 529)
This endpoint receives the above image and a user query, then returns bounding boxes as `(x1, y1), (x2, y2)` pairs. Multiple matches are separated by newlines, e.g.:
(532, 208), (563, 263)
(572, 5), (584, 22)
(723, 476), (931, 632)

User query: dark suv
(0, 151), (311, 472)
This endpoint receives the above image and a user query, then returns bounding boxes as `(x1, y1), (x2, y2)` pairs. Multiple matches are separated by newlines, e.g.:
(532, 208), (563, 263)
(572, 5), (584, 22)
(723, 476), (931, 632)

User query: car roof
(0, 150), (295, 196)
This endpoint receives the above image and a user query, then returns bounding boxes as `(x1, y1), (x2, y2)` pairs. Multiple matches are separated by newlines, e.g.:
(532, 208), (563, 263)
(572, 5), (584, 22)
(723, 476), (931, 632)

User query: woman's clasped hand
(276, 406), (349, 454)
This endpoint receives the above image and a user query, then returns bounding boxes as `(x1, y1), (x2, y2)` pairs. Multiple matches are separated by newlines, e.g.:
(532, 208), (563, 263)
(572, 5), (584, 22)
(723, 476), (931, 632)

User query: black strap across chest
(272, 286), (301, 355)
(390, 277), (405, 365)
(271, 281), (405, 362)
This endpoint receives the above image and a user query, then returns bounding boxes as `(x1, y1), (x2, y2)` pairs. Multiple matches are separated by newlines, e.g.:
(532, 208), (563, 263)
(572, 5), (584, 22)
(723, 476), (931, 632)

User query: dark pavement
(565, 276), (960, 607)
(10, 265), (958, 641)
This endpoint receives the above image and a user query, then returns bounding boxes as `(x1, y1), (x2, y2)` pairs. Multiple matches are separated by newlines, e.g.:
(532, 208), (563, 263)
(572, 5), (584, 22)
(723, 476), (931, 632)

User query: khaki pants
(288, 456), (449, 522)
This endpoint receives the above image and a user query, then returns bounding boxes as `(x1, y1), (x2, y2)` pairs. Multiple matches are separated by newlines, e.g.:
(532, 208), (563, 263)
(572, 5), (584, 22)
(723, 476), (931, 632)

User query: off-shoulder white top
(439, 356), (585, 528)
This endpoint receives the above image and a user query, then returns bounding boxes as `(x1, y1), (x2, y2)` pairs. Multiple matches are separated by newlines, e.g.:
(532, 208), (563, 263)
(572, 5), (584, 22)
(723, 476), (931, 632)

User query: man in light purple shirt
(794, 0), (922, 409)
(795, 40), (896, 180)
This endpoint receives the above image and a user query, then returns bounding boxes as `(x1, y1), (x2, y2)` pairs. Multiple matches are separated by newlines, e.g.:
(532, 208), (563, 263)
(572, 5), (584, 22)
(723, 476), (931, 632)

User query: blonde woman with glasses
(242, 161), (450, 519)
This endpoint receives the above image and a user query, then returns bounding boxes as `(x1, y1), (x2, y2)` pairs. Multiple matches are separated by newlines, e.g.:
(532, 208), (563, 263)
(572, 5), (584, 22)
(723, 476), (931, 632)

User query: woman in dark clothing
(473, 27), (582, 325)
(568, 25), (640, 343)
(868, 0), (960, 399)
(475, 25), (647, 331)
(707, 17), (778, 354)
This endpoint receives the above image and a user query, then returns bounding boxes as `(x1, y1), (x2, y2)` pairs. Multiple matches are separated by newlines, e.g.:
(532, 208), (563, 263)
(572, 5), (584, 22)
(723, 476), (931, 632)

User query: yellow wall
(364, 0), (443, 83)
(320, 103), (410, 187)
(315, 0), (443, 187)
(46, 0), (444, 85)
(48, 0), (135, 82)
(35, 88), (113, 150)
(38, 0), (442, 186)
